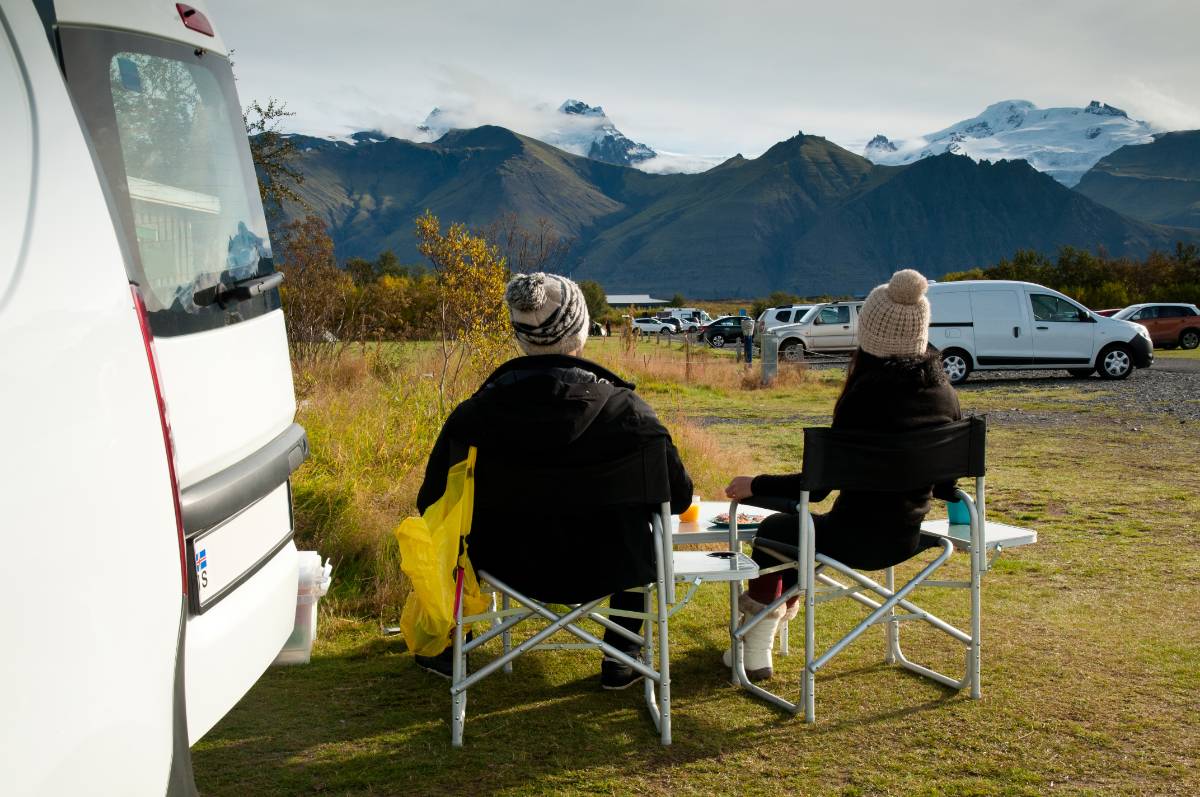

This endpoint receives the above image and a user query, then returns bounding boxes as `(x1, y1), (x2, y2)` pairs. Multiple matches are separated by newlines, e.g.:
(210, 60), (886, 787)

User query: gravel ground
(961, 362), (1200, 422)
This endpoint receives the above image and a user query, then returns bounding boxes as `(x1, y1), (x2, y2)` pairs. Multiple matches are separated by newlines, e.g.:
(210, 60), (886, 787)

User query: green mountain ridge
(272, 127), (1193, 297)
(1074, 130), (1200, 229)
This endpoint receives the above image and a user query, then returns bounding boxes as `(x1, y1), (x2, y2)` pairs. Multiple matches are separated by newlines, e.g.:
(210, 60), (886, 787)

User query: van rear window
(60, 28), (278, 336)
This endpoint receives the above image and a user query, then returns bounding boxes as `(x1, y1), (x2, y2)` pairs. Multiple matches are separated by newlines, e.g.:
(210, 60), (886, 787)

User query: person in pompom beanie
(720, 269), (963, 682)
(413, 272), (693, 689)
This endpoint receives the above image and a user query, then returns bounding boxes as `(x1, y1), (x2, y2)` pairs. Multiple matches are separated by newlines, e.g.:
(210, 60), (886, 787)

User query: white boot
(723, 593), (787, 682)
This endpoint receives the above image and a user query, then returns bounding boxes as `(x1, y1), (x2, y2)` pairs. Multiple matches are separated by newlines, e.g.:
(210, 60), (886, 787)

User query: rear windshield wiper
(194, 272), (284, 309)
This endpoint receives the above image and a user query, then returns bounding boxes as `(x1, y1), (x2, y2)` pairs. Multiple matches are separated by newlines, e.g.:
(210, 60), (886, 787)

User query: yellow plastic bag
(395, 447), (490, 656)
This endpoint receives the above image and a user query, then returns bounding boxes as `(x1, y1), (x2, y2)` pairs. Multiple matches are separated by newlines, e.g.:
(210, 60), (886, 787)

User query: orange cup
(679, 501), (700, 523)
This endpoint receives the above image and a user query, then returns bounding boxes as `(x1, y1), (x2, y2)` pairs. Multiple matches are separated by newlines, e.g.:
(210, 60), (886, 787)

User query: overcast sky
(211, 0), (1200, 158)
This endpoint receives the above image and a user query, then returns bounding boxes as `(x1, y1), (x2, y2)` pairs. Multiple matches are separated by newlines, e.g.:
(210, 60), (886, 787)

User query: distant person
(740, 315), (755, 364)
(721, 270), (962, 681)
(414, 273), (694, 689)
(605, 319), (612, 336)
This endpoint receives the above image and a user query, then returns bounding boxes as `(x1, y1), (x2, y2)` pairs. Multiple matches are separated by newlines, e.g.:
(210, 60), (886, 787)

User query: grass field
(192, 339), (1200, 795)
(1156, 347), (1200, 359)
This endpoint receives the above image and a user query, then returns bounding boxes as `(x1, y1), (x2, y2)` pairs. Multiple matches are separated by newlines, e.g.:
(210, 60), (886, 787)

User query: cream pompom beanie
(856, 269), (931, 358)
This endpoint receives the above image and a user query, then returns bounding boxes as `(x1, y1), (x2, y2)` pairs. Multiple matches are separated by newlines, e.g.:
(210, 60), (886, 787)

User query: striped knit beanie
(857, 269), (930, 358)
(505, 272), (590, 356)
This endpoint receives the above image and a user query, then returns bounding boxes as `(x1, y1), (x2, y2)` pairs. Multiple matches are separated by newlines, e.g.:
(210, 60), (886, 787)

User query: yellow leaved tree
(414, 211), (514, 414)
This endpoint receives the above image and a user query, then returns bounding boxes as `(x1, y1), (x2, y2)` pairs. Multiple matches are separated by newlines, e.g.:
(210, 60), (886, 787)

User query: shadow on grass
(195, 622), (974, 796)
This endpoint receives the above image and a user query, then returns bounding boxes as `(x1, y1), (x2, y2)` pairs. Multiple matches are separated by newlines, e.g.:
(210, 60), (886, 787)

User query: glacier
(863, 100), (1156, 186)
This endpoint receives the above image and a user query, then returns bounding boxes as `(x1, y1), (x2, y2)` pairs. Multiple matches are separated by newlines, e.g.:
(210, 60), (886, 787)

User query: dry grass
(290, 340), (784, 617)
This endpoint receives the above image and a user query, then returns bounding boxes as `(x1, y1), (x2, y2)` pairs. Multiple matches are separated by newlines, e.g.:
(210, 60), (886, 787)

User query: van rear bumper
(1130, 335), (1154, 368)
(185, 539), (298, 744)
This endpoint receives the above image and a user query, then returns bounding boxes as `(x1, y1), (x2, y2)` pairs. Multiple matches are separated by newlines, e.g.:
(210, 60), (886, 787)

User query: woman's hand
(724, 476), (754, 501)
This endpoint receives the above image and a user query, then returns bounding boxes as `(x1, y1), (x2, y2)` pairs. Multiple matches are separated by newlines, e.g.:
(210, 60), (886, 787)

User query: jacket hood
(463, 355), (635, 450)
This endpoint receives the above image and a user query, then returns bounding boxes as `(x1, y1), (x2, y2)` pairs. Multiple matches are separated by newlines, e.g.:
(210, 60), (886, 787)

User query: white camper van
(1, 2), (310, 793)
(927, 281), (1153, 384)
(656, 306), (712, 332)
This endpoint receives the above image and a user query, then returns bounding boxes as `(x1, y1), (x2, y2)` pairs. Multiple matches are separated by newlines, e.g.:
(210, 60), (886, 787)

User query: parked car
(1, 2), (311, 793)
(926, 281), (1153, 384)
(1111, 303), (1200, 349)
(700, 315), (750, 347)
(771, 301), (864, 360)
(632, 317), (674, 335)
(756, 304), (814, 335)
(658, 316), (683, 333)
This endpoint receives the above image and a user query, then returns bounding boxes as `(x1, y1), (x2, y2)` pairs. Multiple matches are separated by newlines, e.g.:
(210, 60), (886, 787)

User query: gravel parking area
(962, 362), (1200, 422)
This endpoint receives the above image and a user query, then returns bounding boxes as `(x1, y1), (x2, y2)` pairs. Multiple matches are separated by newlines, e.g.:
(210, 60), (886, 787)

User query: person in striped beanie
(505, 272), (590, 356)
(413, 272), (694, 690)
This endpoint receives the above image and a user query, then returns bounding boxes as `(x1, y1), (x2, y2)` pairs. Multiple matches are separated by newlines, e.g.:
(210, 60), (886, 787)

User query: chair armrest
(739, 495), (799, 514)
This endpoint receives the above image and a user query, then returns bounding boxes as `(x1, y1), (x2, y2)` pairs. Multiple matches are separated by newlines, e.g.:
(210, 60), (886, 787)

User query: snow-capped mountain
(864, 100), (1156, 186)
(417, 99), (658, 168)
(556, 99), (657, 166)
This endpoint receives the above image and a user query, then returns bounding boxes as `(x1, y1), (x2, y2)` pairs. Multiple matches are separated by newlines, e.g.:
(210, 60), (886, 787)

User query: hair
(833, 346), (947, 420)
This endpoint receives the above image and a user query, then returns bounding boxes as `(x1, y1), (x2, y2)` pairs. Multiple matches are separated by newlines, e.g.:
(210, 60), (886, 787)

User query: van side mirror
(1078, 309), (1093, 322)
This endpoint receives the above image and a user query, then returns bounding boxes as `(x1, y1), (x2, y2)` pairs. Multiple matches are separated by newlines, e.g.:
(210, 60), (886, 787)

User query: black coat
(751, 348), (962, 569)
(416, 355), (694, 603)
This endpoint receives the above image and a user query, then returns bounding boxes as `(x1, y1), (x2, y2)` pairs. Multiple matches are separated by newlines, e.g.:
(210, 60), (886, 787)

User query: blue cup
(946, 499), (972, 525)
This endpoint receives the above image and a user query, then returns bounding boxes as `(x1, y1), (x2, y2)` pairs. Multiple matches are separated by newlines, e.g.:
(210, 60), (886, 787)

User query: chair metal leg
(643, 588), (656, 712)
(779, 619), (790, 656)
(884, 566), (898, 664)
(654, 541), (671, 746)
(451, 585), (467, 748)
(501, 594), (513, 674)
(803, 513), (816, 724)
(729, 578), (742, 686)
(970, 537), (982, 699)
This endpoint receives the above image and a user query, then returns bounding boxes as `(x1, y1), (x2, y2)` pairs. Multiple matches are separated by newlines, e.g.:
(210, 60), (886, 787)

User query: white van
(927, 281), (1153, 384)
(771, 301), (865, 361)
(657, 306), (712, 332)
(1, 2), (311, 793)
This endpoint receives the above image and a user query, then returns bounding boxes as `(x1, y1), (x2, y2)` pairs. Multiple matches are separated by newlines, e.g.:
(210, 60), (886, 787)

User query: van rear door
(59, 24), (304, 740)
(969, 288), (1033, 366)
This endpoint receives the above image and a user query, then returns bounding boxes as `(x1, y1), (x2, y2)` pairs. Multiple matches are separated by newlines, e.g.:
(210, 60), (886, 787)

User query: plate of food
(708, 511), (767, 530)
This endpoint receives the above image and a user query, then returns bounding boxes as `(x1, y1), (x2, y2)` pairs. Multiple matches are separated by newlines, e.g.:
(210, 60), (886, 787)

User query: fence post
(761, 332), (779, 386)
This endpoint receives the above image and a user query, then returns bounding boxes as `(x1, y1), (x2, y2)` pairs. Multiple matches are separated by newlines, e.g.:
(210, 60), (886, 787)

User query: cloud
(636, 151), (727, 174)
(1112, 80), (1200, 132)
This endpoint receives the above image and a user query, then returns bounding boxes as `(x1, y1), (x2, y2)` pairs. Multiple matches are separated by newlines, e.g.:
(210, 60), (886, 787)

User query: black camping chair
(450, 438), (756, 746)
(730, 417), (1015, 721)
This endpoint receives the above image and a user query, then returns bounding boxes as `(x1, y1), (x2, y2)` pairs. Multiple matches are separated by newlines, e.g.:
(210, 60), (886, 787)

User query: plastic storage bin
(273, 551), (333, 666)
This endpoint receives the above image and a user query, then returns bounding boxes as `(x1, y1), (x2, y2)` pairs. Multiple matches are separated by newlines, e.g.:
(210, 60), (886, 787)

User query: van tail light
(176, 4), (215, 37)
(131, 285), (188, 595)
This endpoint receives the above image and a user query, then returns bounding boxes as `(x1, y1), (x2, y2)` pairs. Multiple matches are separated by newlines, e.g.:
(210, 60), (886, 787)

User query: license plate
(187, 483), (293, 612)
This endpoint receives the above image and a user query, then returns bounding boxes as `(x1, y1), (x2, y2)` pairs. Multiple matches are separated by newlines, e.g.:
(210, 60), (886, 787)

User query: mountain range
(863, 100), (1156, 187)
(271, 123), (1196, 297)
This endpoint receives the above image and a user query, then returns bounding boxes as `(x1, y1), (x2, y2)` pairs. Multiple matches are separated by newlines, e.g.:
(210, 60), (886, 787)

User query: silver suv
(770, 301), (864, 361)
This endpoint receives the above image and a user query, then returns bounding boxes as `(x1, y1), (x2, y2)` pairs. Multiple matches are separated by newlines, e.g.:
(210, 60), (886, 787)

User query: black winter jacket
(416, 355), (693, 603)
(750, 348), (962, 569)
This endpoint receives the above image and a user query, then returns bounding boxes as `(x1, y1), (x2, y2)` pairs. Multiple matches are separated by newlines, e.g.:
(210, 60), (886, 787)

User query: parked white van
(927, 281), (1153, 384)
(772, 301), (865, 361)
(657, 306), (713, 331)
(1, 2), (311, 793)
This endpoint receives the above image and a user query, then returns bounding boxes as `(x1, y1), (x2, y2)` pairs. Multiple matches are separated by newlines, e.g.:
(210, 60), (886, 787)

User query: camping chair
(448, 438), (757, 747)
(730, 416), (1036, 721)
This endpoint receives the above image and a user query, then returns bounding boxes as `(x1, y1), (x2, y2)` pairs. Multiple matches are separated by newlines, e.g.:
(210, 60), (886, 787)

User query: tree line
(942, 244), (1200, 309)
